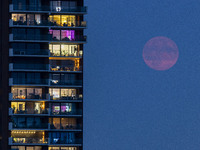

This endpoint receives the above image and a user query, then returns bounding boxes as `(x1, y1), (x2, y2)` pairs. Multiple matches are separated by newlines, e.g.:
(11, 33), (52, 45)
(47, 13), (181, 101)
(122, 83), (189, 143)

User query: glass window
(48, 147), (60, 150)
(61, 89), (76, 98)
(61, 15), (75, 26)
(61, 30), (75, 41)
(16, 117), (26, 128)
(53, 118), (60, 129)
(49, 15), (60, 25)
(12, 14), (26, 22)
(61, 147), (78, 150)
(50, 88), (60, 99)
(11, 102), (25, 113)
(11, 146), (25, 150)
(27, 117), (34, 128)
(35, 146), (42, 150)
(50, 30), (60, 40)
(61, 103), (72, 114)
(27, 14), (35, 25)
(35, 14), (41, 24)
(27, 146), (34, 150)
(53, 44), (61, 56)
(52, 103), (60, 115)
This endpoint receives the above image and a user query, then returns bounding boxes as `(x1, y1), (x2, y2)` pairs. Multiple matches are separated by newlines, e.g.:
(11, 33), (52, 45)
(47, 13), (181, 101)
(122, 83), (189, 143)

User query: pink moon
(142, 36), (179, 71)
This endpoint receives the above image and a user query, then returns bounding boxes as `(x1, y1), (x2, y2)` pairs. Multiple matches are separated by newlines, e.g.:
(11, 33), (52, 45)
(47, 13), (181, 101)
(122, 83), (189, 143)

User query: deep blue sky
(84, 0), (200, 149)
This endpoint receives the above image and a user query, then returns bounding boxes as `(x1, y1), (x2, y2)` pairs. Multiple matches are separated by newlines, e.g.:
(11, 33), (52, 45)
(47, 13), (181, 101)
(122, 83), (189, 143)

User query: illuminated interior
(11, 131), (47, 144)
(11, 146), (42, 150)
(49, 29), (75, 41)
(12, 14), (41, 25)
(49, 44), (82, 57)
(49, 118), (77, 129)
(49, 58), (81, 71)
(49, 15), (76, 26)
(51, 103), (74, 115)
(48, 147), (79, 150)
(12, 87), (43, 99)
(49, 88), (83, 100)
(11, 102), (46, 114)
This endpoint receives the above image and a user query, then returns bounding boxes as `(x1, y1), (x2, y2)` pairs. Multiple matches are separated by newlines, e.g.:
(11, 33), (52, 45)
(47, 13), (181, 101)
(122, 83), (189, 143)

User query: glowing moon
(143, 36), (179, 71)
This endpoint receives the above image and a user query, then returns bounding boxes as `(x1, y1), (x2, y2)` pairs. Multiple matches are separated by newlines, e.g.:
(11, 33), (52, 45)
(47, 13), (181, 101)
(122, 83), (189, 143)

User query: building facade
(0, 0), (86, 150)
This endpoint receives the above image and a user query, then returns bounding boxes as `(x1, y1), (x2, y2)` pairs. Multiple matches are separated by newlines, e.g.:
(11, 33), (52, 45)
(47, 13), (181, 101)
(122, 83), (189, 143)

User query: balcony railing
(9, 137), (48, 145)
(9, 108), (49, 115)
(50, 80), (82, 86)
(9, 48), (50, 56)
(9, 122), (82, 131)
(50, 95), (83, 101)
(50, 65), (82, 72)
(50, 124), (82, 130)
(10, 63), (50, 71)
(51, 110), (82, 116)
(50, 50), (83, 57)
(10, 19), (87, 28)
(9, 93), (50, 101)
(49, 138), (82, 145)
(10, 34), (87, 42)
(9, 122), (48, 130)
(10, 4), (87, 13)
(9, 78), (50, 86)
(9, 137), (82, 145)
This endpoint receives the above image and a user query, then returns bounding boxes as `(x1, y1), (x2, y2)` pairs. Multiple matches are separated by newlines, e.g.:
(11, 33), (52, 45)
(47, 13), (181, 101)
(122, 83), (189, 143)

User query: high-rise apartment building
(0, 0), (87, 150)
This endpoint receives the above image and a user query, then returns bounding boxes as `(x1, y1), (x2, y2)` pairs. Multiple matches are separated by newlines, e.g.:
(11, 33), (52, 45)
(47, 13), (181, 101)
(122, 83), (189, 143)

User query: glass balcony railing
(12, 34), (87, 42)
(51, 110), (82, 116)
(11, 122), (48, 129)
(10, 137), (82, 145)
(50, 50), (83, 57)
(50, 65), (82, 72)
(50, 124), (82, 130)
(49, 138), (82, 145)
(50, 80), (82, 86)
(12, 78), (49, 85)
(11, 93), (48, 100)
(13, 64), (50, 70)
(12, 49), (50, 56)
(12, 20), (87, 28)
(11, 137), (48, 145)
(10, 108), (49, 115)
(11, 4), (87, 13)
(50, 95), (83, 100)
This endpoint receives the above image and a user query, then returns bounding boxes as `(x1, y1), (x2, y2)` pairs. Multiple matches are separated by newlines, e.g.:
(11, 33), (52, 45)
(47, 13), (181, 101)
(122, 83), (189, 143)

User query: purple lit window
(61, 30), (75, 41)
(52, 105), (60, 112)
(49, 30), (75, 41)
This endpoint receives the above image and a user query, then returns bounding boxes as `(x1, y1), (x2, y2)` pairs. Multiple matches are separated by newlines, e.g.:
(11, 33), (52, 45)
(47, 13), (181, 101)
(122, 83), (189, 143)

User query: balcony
(50, 80), (82, 87)
(9, 137), (82, 146)
(9, 48), (50, 57)
(50, 95), (83, 101)
(9, 78), (50, 86)
(9, 63), (50, 72)
(50, 65), (82, 72)
(9, 122), (49, 130)
(50, 123), (82, 131)
(9, 108), (49, 116)
(50, 50), (83, 58)
(9, 137), (48, 145)
(9, 4), (87, 14)
(9, 34), (87, 43)
(9, 93), (50, 101)
(49, 136), (82, 146)
(9, 19), (87, 29)
(51, 110), (82, 117)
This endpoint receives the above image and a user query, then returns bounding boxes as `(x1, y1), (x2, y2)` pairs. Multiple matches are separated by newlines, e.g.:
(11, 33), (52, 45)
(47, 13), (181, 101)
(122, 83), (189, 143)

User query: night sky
(84, 0), (200, 149)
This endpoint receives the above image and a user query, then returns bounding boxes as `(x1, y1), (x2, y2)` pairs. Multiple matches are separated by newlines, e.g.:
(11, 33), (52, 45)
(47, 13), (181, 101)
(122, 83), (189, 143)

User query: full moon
(142, 36), (179, 71)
